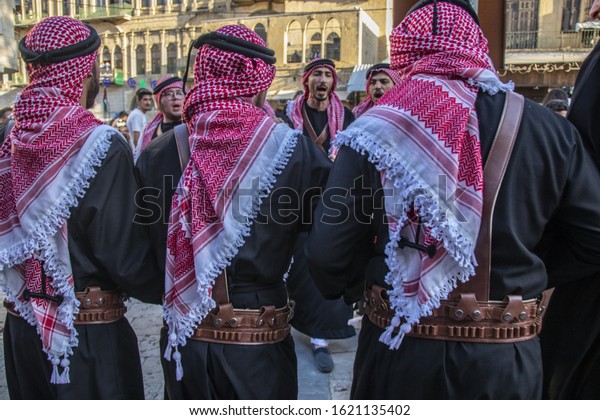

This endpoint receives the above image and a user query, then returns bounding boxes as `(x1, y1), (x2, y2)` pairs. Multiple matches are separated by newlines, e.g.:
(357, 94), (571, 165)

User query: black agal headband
(366, 63), (390, 80)
(181, 31), (276, 93)
(304, 58), (335, 74)
(407, 0), (480, 34)
(19, 24), (101, 65)
(153, 76), (182, 95)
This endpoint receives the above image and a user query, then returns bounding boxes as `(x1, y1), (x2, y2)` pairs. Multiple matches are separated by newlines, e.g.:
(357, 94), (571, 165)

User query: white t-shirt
(126, 108), (148, 151)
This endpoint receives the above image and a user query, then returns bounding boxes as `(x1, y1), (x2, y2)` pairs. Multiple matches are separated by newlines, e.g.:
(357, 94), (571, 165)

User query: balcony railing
(506, 30), (599, 51)
(15, 6), (132, 26)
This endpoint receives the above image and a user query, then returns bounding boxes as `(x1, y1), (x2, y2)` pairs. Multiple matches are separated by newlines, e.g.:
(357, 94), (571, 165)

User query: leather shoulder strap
(211, 271), (230, 305)
(452, 91), (525, 301)
(173, 123), (190, 173)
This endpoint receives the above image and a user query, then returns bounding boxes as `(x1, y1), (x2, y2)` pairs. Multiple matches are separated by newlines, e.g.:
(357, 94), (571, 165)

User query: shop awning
(576, 21), (600, 31)
(267, 89), (299, 100)
(346, 64), (373, 93)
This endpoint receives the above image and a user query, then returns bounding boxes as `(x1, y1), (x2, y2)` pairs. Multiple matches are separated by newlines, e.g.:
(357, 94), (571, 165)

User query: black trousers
(351, 317), (543, 399)
(160, 327), (298, 400)
(4, 314), (145, 399)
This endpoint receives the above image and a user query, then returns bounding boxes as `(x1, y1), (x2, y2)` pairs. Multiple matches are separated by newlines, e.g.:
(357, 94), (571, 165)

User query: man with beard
(353, 63), (401, 118)
(0, 16), (162, 399)
(133, 74), (184, 161)
(127, 87), (152, 151)
(540, 0), (600, 400)
(287, 58), (354, 159)
(305, 0), (600, 399)
(285, 58), (356, 373)
(136, 25), (331, 399)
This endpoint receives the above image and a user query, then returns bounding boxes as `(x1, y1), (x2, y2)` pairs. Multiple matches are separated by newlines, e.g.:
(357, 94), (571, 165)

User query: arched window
(151, 44), (161, 74)
(254, 23), (267, 43)
(136, 45), (146, 75)
(324, 18), (341, 61)
(325, 33), (340, 61)
(306, 20), (322, 61)
(286, 21), (303, 63)
(114, 46), (123, 70)
(102, 46), (111, 64)
(167, 43), (177, 74)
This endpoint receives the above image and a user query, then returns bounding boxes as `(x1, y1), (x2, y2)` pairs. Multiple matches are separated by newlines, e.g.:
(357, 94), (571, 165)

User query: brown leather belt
(3, 287), (126, 325)
(364, 285), (550, 343)
(189, 301), (294, 345)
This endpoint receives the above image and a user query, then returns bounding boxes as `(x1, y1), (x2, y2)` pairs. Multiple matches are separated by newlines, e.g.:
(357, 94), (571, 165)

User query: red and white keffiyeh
(163, 25), (299, 380)
(335, 2), (513, 348)
(0, 17), (113, 383)
(352, 67), (402, 118)
(134, 74), (183, 160)
(287, 59), (345, 154)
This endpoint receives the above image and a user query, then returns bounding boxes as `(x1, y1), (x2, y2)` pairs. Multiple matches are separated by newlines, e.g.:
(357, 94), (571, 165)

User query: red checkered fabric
(0, 16), (103, 383)
(137, 74), (183, 156)
(164, 25), (280, 378)
(335, 2), (513, 349)
(352, 67), (402, 118)
(390, 1), (495, 79)
(287, 59), (345, 152)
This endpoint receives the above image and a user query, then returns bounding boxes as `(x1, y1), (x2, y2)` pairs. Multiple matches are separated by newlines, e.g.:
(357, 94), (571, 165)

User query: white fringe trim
(334, 128), (477, 349)
(164, 128), (300, 379)
(0, 127), (114, 383)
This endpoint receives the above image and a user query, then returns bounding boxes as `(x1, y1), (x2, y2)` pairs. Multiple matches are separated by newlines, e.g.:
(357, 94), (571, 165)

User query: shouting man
(352, 63), (401, 118)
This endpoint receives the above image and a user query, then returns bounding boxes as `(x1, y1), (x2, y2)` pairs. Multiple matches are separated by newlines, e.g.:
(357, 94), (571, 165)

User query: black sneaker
(312, 345), (334, 373)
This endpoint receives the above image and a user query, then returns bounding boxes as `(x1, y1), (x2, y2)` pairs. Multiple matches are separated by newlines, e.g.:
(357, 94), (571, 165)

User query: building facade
(0, 0), (19, 90)
(7, 0), (393, 115)
(503, 0), (597, 100)
(2, 1), (599, 111)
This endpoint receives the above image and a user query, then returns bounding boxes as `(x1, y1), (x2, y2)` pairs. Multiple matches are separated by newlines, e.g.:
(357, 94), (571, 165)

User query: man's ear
(253, 90), (267, 108)
(79, 76), (91, 108)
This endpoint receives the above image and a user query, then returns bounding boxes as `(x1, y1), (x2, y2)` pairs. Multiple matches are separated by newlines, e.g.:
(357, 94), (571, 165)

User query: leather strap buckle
(501, 295), (527, 323)
(452, 293), (483, 321)
(213, 303), (237, 327)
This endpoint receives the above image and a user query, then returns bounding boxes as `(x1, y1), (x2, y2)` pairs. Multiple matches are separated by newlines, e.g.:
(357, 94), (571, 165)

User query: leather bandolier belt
(364, 92), (554, 344)
(189, 272), (295, 345)
(4, 287), (126, 325)
(364, 285), (551, 343)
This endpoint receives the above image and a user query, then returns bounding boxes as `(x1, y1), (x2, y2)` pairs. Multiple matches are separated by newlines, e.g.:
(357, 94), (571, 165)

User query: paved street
(0, 296), (357, 400)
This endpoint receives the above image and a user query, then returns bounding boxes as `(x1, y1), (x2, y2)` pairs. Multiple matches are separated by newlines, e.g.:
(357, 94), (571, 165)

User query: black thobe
(540, 40), (600, 400)
(135, 126), (331, 399)
(286, 102), (356, 339)
(2, 133), (163, 399)
(305, 90), (600, 399)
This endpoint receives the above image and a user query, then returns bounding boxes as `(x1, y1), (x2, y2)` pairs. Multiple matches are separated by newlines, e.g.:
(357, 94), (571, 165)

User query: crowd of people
(1, 0), (599, 400)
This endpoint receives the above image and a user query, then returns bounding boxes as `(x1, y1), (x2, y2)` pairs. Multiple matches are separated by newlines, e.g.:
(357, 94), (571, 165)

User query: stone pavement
(0, 296), (358, 400)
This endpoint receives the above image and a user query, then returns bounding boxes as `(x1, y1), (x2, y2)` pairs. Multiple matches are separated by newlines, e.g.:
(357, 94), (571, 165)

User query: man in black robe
(284, 58), (356, 373)
(133, 74), (183, 161)
(540, 0), (600, 400)
(305, 0), (600, 399)
(0, 16), (162, 399)
(136, 25), (331, 399)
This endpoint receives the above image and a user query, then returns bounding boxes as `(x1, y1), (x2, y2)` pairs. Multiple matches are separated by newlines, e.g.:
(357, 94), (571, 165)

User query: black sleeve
(342, 107), (355, 129)
(305, 145), (376, 301)
(134, 131), (182, 273)
(297, 134), (333, 232)
(545, 136), (600, 286)
(568, 41), (600, 169)
(72, 135), (163, 303)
